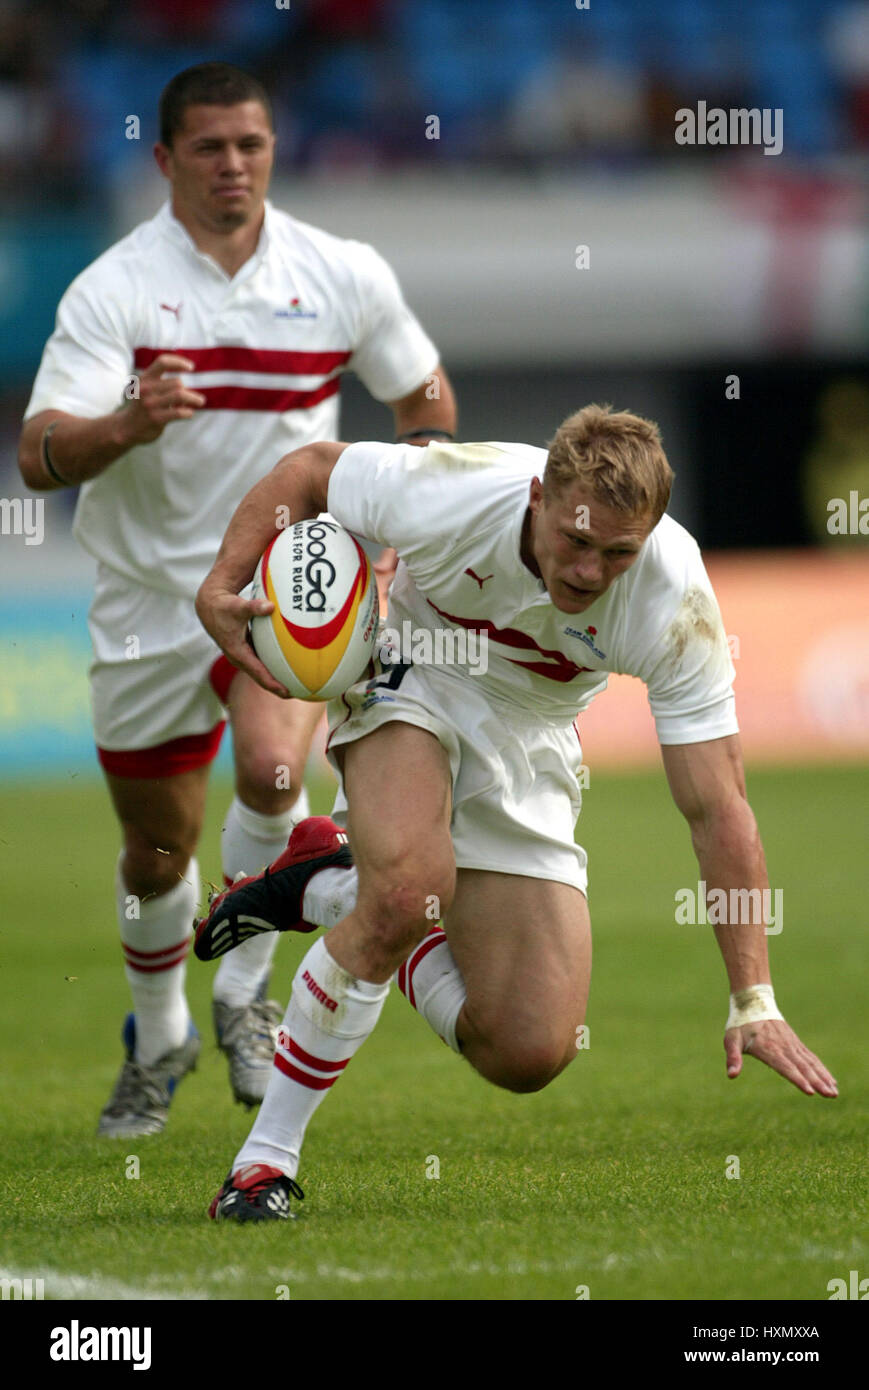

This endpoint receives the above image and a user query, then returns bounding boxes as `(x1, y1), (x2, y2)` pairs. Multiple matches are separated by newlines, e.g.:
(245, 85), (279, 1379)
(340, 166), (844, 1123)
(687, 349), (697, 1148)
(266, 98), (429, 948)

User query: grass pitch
(0, 763), (866, 1301)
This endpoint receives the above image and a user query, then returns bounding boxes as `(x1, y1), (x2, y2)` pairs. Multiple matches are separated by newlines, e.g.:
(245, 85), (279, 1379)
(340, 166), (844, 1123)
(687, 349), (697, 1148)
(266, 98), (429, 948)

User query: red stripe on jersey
(427, 599), (591, 684)
(197, 377), (341, 413)
(133, 346), (352, 374)
(97, 722), (226, 778)
(287, 1039), (350, 1074)
(273, 1051), (338, 1090)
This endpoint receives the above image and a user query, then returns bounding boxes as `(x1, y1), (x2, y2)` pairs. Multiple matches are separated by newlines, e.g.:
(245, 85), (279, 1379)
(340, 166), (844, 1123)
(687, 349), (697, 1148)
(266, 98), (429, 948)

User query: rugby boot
(213, 996), (282, 1108)
(194, 817), (352, 961)
(97, 1013), (200, 1137)
(208, 1164), (304, 1223)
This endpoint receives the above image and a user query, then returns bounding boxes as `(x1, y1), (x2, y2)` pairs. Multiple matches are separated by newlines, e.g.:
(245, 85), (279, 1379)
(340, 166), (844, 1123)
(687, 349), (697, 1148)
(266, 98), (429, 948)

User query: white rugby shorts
(326, 660), (589, 894)
(87, 564), (236, 777)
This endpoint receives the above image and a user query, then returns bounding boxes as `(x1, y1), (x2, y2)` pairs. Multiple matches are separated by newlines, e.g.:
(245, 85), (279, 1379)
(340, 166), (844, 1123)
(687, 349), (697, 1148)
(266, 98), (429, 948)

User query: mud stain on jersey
(665, 585), (725, 668)
(406, 441), (505, 473)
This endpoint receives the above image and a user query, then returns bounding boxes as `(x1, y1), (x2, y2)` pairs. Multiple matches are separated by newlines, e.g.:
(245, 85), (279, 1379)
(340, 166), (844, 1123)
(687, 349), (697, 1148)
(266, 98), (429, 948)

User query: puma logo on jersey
(465, 567), (494, 590)
(159, 301), (182, 319)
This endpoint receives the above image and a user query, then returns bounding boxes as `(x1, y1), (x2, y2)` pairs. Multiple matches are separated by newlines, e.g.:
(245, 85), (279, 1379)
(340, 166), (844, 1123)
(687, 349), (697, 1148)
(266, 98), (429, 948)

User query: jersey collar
(158, 199), (273, 279)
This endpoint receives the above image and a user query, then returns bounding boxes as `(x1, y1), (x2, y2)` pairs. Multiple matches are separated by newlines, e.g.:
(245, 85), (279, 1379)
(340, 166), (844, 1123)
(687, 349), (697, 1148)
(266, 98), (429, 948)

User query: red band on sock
(274, 1051), (339, 1091)
(401, 928), (447, 1010)
(285, 1037), (350, 1074)
(123, 938), (191, 961)
(123, 938), (191, 973)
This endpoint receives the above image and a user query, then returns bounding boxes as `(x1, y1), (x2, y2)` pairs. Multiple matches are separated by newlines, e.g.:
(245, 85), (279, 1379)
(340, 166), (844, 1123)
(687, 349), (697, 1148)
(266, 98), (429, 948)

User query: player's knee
(359, 859), (455, 958)
(464, 1014), (572, 1093)
(120, 832), (194, 898)
(490, 1048), (564, 1094)
(235, 744), (306, 813)
(366, 889), (446, 958)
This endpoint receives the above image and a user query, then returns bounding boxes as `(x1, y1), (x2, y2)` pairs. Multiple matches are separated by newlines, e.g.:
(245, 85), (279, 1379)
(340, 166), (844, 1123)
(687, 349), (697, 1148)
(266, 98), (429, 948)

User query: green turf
(0, 763), (866, 1300)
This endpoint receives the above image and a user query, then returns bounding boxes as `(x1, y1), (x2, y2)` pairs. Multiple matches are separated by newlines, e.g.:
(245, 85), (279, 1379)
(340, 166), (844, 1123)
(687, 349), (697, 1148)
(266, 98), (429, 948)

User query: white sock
(118, 855), (197, 1066)
(396, 926), (466, 1054)
(233, 936), (389, 1178)
(303, 871), (465, 1052)
(214, 793), (309, 1007)
(302, 864), (359, 930)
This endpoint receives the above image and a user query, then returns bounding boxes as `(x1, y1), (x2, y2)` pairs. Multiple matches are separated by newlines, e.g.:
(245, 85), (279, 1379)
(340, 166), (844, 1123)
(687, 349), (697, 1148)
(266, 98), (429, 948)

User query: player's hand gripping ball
(250, 519), (379, 700)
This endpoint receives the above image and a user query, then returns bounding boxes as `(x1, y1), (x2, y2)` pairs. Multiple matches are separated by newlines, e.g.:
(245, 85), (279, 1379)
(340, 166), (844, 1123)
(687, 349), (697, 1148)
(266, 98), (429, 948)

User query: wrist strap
(396, 428), (454, 443)
(42, 421), (71, 486)
(727, 984), (784, 1030)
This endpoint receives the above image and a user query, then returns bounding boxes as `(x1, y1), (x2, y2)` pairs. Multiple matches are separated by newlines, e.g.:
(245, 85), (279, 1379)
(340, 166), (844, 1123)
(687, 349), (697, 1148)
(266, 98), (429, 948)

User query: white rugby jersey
(328, 440), (739, 742)
(25, 201), (439, 598)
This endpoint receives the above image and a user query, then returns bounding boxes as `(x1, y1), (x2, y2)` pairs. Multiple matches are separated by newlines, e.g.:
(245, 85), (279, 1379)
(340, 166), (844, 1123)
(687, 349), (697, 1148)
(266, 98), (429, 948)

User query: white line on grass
(206, 1254), (631, 1287)
(0, 1266), (209, 1301)
(6, 1242), (855, 1301)
(3, 1256), (599, 1300)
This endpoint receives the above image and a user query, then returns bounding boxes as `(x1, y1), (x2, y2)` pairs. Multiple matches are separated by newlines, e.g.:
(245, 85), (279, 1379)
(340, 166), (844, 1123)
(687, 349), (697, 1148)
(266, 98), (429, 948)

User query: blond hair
(544, 404), (674, 524)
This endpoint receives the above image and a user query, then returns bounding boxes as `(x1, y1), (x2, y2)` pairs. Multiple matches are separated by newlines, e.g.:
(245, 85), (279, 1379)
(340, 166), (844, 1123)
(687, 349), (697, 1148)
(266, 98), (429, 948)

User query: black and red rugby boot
(194, 816), (353, 961)
(208, 1164), (304, 1223)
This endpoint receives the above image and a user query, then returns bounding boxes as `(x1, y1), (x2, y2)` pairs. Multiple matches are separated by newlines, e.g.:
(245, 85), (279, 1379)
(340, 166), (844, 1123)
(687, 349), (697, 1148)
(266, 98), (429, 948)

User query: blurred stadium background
(1, 0), (868, 775)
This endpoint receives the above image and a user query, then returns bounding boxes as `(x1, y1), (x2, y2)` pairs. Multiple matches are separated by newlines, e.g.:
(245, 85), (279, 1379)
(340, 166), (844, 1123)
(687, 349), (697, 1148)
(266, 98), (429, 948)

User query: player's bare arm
(661, 735), (837, 1098)
(195, 440), (345, 695)
(17, 354), (206, 492)
(390, 365), (457, 445)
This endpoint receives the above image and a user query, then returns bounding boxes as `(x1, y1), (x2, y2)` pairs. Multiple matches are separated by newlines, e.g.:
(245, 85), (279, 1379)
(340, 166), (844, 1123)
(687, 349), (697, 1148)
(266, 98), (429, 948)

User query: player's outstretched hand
(725, 1019), (838, 1097)
(121, 354), (207, 444)
(195, 582), (291, 698)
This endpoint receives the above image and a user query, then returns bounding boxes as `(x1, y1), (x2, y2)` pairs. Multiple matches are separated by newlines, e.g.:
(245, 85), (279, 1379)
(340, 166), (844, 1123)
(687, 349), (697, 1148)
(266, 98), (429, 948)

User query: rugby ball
(249, 519), (378, 700)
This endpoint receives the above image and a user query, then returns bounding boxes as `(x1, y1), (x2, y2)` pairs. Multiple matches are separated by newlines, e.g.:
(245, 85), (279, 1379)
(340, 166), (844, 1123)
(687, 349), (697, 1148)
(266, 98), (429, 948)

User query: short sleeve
(327, 439), (437, 551)
(624, 530), (739, 746)
(345, 245), (440, 403)
(24, 269), (134, 421)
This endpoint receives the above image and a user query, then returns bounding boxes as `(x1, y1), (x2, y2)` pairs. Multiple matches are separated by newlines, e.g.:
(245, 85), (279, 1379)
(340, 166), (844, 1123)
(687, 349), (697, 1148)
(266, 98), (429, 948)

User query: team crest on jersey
(563, 625), (607, 660)
(274, 296), (318, 319)
(361, 688), (395, 711)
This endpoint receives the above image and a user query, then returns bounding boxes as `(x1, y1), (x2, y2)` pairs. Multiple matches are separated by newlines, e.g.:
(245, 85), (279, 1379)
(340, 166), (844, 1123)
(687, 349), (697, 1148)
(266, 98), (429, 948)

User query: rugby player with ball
(194, 406), (837, 1222)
